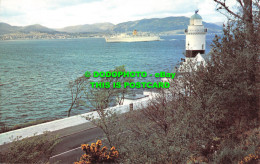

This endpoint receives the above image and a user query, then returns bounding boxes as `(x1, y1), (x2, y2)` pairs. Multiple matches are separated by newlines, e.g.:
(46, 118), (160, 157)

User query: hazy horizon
(0, 15), (223, 30)
(0, 0), (237, 29)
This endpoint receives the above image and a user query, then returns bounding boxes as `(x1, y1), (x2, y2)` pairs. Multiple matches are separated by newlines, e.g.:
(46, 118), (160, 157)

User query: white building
(178, 10), (208, 73)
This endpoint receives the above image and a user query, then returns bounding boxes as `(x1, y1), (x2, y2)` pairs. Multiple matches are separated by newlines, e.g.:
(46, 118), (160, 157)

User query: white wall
(190, 19), (202, 25)
(194, 19), (202, 25)
(0, 93), (154, 145)
(186, 34), (206, 50)
(187, 25), (205, 33)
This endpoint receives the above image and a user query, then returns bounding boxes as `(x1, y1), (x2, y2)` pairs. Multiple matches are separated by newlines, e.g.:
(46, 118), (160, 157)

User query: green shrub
(0, 132), (60, 164)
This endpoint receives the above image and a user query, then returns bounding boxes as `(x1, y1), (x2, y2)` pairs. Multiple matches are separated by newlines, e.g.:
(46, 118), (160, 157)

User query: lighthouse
(185, 10), (207, 58)
(176, 10), (208, 73)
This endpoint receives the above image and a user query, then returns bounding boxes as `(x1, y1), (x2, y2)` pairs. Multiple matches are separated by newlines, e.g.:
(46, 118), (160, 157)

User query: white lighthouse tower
(177, 10), (208, 73)
(185, 10), (207, 58)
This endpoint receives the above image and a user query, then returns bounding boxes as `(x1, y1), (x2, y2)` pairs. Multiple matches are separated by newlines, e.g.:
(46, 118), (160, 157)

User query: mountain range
(0, 23), (57, 35)
(0, 16), (222, 35)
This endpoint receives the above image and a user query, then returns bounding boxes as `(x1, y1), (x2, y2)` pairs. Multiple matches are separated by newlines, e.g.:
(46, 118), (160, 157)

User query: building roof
(176, 53), (210, 73)
(190, 13), (202, 20)
(198, 53), (210, 61)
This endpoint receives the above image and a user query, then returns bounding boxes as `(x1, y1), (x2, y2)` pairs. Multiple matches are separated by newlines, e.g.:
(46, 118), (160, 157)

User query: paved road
(49, 125), (104, 164)
(0, 122), (105, 164)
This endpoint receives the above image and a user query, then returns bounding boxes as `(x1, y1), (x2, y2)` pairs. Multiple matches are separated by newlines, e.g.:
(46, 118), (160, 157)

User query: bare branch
(237, 0), (244, 8)
(214, 0), (243, 19)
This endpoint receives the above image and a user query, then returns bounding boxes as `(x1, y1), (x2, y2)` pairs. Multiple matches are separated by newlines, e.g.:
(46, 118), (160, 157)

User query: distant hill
(213, 22), (224, 27)
(20, 24), (57, 33)
(0, 23), (20, 34)
(0, 16), (222, 35)
(58, 23), (114, 33)
(113, 17), (222, 34)
(0, 23), (57, 34)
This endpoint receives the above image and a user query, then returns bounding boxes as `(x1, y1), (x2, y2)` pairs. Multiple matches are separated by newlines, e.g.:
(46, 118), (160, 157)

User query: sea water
(0, 35), (216, 126)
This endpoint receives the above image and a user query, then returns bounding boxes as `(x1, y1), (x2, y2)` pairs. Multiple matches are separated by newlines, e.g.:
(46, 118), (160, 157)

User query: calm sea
(0, 35), (216, 126)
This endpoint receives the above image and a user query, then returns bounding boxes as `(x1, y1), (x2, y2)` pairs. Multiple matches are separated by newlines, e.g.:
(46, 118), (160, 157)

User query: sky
(0, 0), (236, 28)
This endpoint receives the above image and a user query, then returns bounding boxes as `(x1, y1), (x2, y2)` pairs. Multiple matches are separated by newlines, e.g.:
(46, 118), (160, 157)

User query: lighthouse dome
(190, 13), (202, 20)
(190, 11), (203, 25)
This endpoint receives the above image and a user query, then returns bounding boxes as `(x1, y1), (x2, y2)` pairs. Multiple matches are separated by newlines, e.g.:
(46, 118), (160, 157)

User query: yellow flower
(91, 143), (96, 147)
(94, 147), (98, 152)
(110, 146), (115, 151)
(90, 146), (94, 152)
(244, 156), (250, 162)
(101, 146), (107, 152)
(114, 150), (119, 157)
(96, 140), (102, 146)
(83, 154), (88, 159)
(81, 144), (87, 150)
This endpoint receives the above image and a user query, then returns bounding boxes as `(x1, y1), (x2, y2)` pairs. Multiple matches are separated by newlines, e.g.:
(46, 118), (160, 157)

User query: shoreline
(0, 93), (151, 145)
(0, 36), (105, 42)
(0, 119), (56, 134)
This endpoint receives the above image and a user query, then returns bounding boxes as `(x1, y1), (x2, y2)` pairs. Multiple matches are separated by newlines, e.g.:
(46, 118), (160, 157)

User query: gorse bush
(212, 128), (260, 164)
(239, 151), (260, 164)
(74, 140), (119, 164)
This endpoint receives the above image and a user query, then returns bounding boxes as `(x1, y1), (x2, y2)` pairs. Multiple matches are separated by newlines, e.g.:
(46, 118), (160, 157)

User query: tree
(213, 0), (259, 38)
(165, 0), (260, 162)
(210, 0), (259, 131)
(133, 1), (260, 162)
(68, 2), (259, 162)
(213, 0), (260, 60)
(85, 65), (133, 110)
(84, 65), (133, 147)
(67, 75), (89, 117)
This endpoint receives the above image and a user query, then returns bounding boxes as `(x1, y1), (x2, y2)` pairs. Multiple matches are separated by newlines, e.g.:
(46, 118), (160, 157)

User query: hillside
(0, 23), (21, 34)
(0, 23), (57, 34)
(113, 17), (222, 34)
(58, 23), (114, 33)
(57, 16), (222, 34)
(20, 24), (57, 33)
(0, 16), (222, 36)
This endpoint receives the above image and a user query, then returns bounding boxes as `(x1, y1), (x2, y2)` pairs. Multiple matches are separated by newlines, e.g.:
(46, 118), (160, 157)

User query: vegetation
(67, 75), (90, 117)
(83, 65), (133, 147)
(67, 65), (133, 117)
(84, 65), (133, 110)
(2, 0), (258, 163)
(75, 0), (259, 163)
(0, 132), (60, 163)
(74, 140), (119, 164)
(113, 16), (222, 34)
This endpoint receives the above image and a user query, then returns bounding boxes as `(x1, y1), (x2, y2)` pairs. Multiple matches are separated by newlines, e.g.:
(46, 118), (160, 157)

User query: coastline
(0, 36), (105, 41)
(0, 93), (151, 145)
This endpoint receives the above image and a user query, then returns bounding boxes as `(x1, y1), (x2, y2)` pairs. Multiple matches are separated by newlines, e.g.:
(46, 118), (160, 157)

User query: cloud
(0, 0), (227, 28)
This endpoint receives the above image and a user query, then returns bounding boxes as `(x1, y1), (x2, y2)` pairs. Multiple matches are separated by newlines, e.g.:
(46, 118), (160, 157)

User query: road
(49, 124), (104, 164)
(0, 122), (105, 164)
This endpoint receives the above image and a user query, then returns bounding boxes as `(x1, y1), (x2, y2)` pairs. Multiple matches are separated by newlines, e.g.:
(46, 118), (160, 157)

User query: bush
(213, 128), (260, 164)
(0, 132), (60, 163)
(74, 140), (119, 164)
